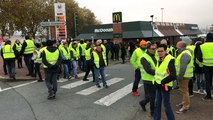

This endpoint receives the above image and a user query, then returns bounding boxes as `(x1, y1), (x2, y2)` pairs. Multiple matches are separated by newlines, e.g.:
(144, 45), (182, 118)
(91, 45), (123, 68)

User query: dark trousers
(45, 72), (58, 94)
(154, 88), (175, 120)
(140, 83), (156, 114)
(106, 52), (109, 66)
(83, 60), (95, 81)
(5, 60), (15, 78)
(3, 59), (7, 74)
(17, 56), (22, 68)
(24, 55), (33, 75)
(79, 56), (86, 71)
(188, 79), (194, 95)
(203, 66), (213, 98)
(132, 69), (141, 92)
(35, 63), (42, 80)
(115, 51), (119, 60)
(121, 55), (125, 64)
(111, 51), (115, 60)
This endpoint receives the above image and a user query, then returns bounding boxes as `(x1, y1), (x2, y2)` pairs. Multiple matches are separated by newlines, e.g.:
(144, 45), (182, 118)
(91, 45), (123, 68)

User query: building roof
(76, 21), (201, 40)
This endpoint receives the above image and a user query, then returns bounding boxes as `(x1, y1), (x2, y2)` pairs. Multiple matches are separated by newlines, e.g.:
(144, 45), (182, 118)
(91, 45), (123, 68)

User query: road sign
(40, 22), (66, 27)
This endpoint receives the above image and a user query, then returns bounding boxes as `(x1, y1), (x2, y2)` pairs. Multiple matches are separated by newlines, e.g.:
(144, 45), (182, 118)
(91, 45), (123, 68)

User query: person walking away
(92, 45), (108, 88)
(175, 41), (193, 114)
(153, 44), (176, 120)
(60, 42), (72, 80)
(194, 41), (206, 94)
(130, 40), (147, 96)
(79, 40), (87, 71)
(20, 35), (35, 76)
(70, 41), (80, 79)
(32, 43), (43, 82)
(42, 40), (61, 100)
(196, 32), (213, 100)
(13, 39), (22, 68)
(83, 41), (95, 81)
(120, 42), (127, 64)
(1, 40), (18, 80)
(139, 43), (157, 117)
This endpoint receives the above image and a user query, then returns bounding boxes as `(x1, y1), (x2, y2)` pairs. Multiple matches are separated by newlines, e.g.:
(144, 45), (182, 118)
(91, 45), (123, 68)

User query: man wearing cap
(130, 39), (147, 96)
(42, 40), (62, 100)
(196, 32), (213, 100)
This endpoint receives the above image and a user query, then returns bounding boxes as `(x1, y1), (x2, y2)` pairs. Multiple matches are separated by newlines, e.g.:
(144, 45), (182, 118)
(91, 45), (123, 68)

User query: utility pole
(161, 8), (164, 22)
(74, 12), (78, 38)
(150, 15), (154, 41)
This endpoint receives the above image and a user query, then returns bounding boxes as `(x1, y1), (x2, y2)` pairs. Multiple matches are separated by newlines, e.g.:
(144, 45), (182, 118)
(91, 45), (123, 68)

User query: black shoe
(83, 78), (89, 81)
(202, 96), (212, 101)
(96, 84), (101, 88)
(4, 73), (8, 75)
(26, 74), (31, 76)
(139, 101), (146, 111)
(104, 85), (109, 88)
(37, 80), (43, 82)
(47, 93), (55, 100)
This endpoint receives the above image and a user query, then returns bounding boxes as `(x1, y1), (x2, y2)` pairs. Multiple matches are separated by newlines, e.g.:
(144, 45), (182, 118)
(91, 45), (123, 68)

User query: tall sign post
(54, 3), (67, 40)
(112, 12), (122, 44)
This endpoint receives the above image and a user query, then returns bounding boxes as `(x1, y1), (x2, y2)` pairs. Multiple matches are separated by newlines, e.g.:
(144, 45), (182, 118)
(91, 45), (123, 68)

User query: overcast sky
(75, 0), (212, 29)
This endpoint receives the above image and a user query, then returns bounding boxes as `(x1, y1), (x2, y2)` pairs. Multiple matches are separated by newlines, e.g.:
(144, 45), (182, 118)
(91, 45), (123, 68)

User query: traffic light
(56, 16), (65, 22)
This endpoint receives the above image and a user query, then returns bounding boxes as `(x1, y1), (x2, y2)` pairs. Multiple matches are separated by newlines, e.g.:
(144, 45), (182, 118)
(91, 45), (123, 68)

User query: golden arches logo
(113, 12), (122, 23)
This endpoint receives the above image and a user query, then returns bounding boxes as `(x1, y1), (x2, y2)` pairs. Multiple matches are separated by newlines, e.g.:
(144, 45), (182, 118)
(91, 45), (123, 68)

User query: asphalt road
(0, 63), (212, 120)
(0, 63), (150, 120)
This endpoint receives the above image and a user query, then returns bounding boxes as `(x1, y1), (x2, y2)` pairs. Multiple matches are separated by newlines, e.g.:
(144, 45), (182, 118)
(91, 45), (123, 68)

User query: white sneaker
(194, 89), (201, 94)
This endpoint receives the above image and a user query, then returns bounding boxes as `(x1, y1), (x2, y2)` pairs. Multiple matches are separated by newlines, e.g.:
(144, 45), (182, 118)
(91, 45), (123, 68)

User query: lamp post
(161, 8), (164, 22)
(150, 15), (154, 41)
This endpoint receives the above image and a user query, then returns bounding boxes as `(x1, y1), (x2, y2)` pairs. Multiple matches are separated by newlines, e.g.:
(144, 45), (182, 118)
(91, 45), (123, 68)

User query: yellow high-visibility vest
(93, 51), (107, 68)
(43, 49), (59, 68)
(2, 45), (15, 59)
(200, 43), (213, 66)
(24, 40), (34, 54)
(153, 54), (174, 87)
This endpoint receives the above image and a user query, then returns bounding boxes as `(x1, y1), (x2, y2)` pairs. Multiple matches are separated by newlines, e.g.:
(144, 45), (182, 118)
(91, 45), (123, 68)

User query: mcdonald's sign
(112, 12), (122, 23)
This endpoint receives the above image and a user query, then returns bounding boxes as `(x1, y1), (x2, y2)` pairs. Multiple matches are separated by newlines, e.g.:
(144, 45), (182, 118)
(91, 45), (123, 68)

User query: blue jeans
(63, 61), (71, 78)
(153, 88), (175, 120)
(72, 60), (78, 76)
(94, 66), (107, 86)
(5, 61), (16, 77)
(45, 72), (58, 94)
(79, 56), (86, 71)
(195, 73), (206, 90)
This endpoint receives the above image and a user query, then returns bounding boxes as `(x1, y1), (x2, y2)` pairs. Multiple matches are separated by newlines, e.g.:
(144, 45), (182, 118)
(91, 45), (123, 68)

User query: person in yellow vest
(79, 40), (87, 71)
(83, 41), (95, 81)
(31, 43), (43, 82)
(13, 39), (23, 68)
(96, 39), (106, 58)
(196, 32), (213, 100)
(152, 44), (176, 120)
(139, 43), (157, 117)
(1, 40), (18, 80)
(92, 45), (108, 88)
(70, 40), (80, 79)
(160, 39), (176, 57)
(193, 41), (206, 94)
(1, 38), (8, 75)
(175, 41), (193, 114)
(42, 40), (62, 100)
(60, 42), (72, 80)
(20, 35), (35, 76)
(130, 40), (147, 96)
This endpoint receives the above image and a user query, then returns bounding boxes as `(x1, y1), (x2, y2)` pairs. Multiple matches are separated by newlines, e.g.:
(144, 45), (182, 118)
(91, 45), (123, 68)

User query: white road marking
(0, 81), (37, 92)
(76, 78), (125, 95)
(94, 83), (143, 107)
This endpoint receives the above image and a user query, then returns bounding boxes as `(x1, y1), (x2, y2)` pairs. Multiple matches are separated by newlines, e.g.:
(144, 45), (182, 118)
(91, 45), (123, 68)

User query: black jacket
(42, 46), (62, 73)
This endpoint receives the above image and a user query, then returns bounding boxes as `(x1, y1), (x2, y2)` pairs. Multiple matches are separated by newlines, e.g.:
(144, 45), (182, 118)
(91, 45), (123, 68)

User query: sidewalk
(0, 58), (127, 81)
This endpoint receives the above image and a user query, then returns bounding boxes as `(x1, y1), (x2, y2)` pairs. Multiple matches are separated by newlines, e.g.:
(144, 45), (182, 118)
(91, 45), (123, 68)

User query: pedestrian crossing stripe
(76, 78), (125, 95)
(60, 74), (109, 89)
(94, 83), (143, 106)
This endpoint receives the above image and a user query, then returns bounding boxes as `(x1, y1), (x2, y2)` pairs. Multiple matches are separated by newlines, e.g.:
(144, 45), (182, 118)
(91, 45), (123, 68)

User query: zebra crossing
(60, 74), (143, 107)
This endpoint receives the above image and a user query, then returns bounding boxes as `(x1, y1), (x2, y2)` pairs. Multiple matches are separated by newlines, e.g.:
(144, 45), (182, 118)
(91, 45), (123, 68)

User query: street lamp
(161, 8), (164, 22)
(150, 15), (154, 41)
